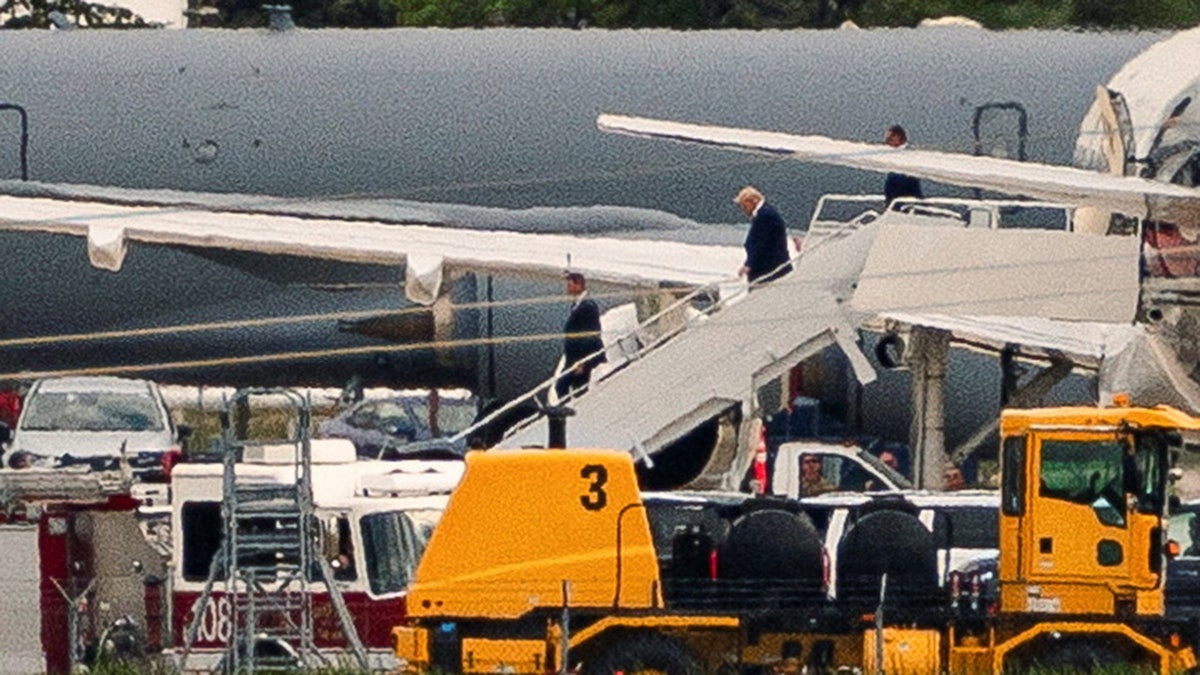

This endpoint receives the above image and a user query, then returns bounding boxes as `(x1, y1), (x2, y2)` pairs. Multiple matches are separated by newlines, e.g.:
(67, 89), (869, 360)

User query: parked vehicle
(0, 376), (189, 478)
(1167, 498), (1200, 649)
(0, 434), (465, 675)
(170, 439), (462, 670)
(316, 392), (477, 459)
(768, 440), (911, 497)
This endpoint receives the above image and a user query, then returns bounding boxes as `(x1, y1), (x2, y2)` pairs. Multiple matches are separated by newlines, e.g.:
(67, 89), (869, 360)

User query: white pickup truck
(768, 440), (911, 498)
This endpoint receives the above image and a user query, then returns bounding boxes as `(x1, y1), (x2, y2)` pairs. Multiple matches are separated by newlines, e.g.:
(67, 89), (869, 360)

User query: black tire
(718, 509), (825, 586)
(836, 508), (938, 607)
(583, 633), (703, 675)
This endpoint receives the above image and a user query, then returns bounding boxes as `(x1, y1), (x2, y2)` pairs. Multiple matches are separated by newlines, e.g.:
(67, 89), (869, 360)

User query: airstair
(180, 388), (367, 674)
(468, 217), (879, 482)
(481, 195), (1136, 488)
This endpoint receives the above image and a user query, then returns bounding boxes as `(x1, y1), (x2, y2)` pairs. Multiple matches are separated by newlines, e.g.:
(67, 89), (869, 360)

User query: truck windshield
(858, 450), (913, 490)
(21, 392), (165, 432)
(1038, 435), (1165, 526)
(1039, 439), (1128, 526)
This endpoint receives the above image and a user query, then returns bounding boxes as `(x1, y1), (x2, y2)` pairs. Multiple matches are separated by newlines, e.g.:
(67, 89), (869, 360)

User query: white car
(0, 376), (189, 477)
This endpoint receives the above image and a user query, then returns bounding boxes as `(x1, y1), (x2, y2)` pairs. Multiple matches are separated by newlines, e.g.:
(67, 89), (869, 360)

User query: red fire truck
(167, 439), (462, 670)
(0, 439), (463, 674)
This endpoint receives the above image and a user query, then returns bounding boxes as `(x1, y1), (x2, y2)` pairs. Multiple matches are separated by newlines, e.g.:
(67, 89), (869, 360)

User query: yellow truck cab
(999, 404), (1200, 616)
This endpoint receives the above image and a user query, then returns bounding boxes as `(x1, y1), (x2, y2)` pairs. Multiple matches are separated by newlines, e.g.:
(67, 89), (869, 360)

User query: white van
(0, 376), (189, 477)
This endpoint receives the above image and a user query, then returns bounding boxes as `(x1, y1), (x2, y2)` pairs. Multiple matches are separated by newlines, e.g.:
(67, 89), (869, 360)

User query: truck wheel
(583, 633), (703, 675)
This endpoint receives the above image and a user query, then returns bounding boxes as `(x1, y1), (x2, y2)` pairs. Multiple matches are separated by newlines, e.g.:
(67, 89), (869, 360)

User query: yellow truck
(393, 403), (1200, 674)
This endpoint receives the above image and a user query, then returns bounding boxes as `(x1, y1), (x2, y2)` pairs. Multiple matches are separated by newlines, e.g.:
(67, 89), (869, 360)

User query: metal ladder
(179, 387), (367, 673)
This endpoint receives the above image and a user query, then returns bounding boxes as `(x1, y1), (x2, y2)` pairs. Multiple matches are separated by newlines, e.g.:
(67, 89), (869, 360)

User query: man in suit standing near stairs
(556, 272), (606, 400)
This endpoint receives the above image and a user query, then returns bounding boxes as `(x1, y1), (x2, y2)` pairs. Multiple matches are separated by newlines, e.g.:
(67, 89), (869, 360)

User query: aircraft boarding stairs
(482, 194), (1141, 488)
(180, 388), (367, 674)
(487, 199), (891, 481)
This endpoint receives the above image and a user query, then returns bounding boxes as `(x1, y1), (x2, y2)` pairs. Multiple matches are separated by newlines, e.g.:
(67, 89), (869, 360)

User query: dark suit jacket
(884, 172), (923, 204)
(563, 296), (605, 374)
(743, 202), (793, 283)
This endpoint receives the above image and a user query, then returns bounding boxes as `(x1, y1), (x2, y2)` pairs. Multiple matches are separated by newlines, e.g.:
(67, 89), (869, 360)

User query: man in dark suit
(555, 272), (606, 399)
(883, 125), (923, 205)
(734, 185), (793, 284)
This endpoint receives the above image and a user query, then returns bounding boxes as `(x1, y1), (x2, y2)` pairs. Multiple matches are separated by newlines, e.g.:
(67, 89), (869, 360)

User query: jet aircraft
(0, 26), (1196, 478)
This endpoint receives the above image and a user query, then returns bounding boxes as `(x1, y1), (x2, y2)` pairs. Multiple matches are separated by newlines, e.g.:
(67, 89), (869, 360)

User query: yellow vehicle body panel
(1000, 581), (1132, 615)
(1002, 496), (1162, 613)
(567, 614), (740, 649)
(407, 449), (661, 619)
(998, 405), (1197, 616)
(991, 621), (1193, 675)
(947, 643), (991, 675)
(391, 626), (429, 672)
(461, 638), (547, 674)
(1000, 404), (1200, 435)
(861, 629), (940, 675)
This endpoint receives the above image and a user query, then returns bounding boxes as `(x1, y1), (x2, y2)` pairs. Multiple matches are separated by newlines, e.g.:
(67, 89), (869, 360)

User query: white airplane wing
(0, 185), (744, 305)
(597, 113), (1200, 227)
